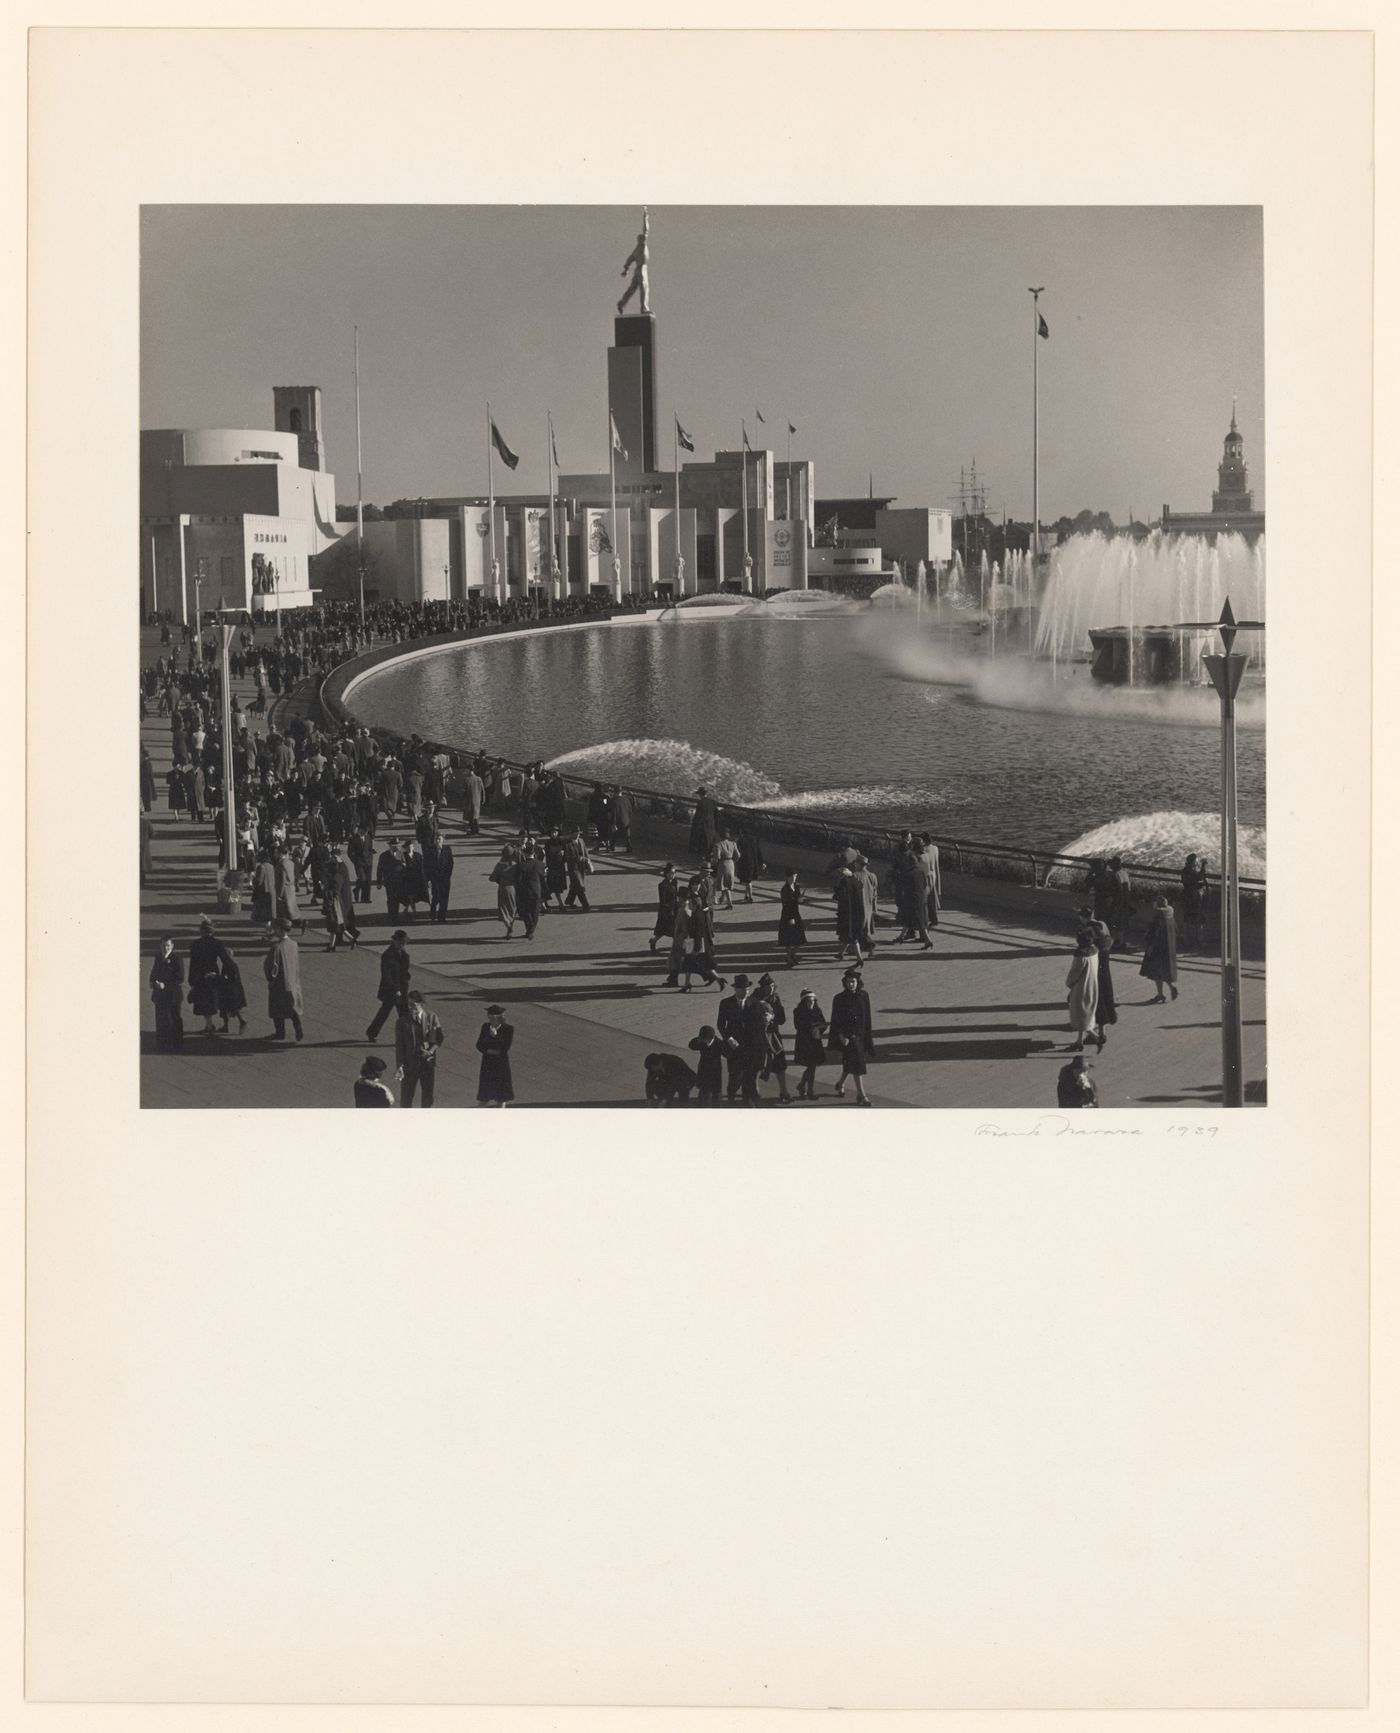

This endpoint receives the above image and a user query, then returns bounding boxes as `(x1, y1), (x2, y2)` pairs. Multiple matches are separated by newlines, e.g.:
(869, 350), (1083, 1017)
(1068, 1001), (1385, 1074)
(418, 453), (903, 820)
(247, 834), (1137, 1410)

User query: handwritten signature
(976, 1116), (1145, 1138)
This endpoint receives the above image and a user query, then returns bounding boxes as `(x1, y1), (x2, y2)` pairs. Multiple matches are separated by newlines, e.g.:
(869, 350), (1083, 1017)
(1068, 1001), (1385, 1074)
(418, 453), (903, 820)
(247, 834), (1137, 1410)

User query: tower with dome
(1161, 401), (1265, 544)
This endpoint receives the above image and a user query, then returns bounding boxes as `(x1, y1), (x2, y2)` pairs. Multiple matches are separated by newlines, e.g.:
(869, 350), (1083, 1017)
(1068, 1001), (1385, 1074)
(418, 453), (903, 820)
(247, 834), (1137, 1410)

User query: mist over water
(1053, 812), (1267, 880)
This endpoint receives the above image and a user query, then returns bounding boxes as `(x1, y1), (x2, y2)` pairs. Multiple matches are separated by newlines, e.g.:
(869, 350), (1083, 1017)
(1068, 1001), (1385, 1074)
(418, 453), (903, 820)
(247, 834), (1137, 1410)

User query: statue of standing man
(617, 209), (651, 316)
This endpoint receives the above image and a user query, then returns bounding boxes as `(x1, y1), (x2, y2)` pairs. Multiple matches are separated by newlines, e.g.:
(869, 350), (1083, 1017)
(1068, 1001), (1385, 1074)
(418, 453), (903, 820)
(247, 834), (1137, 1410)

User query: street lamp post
(1201, 597), (1249, 1108)
(215, 619), (242, 913)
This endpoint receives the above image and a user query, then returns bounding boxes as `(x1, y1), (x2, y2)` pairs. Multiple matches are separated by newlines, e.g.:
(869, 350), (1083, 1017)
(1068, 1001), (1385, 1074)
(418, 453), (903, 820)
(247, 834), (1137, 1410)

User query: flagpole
(354, 325), (365, 631)
(486, 401), (496, 602)
(559, 448), (569, 600)
(673, 415), (681, 594)
(546, 411), (555, 614)
(785, 422), (792, 522)
(740, 422), (749, 594)
(610, 415), (619, 603)
(1030, 289), (1042, 564)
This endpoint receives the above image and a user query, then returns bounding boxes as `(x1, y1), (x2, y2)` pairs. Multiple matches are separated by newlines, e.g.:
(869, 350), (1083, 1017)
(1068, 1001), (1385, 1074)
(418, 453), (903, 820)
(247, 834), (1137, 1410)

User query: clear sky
(140, 205), (1263, 522)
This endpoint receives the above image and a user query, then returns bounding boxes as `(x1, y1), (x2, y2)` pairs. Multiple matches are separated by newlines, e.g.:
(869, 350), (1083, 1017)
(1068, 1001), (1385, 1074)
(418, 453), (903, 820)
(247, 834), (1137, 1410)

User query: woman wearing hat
(1065, 934), (1101, 1051)
(1139, 895), (1179, 1003)
(476, 1005), (515, 1106)
(828, 969), (875, 1104)
(792, 987), (829, 1099)
(354, 1055), (395, 1108)
(778, 869), (807, 966)
(188, 918), (227, 1037)
(712, 831), (740, 910)
(1180, 854), (1209, 949)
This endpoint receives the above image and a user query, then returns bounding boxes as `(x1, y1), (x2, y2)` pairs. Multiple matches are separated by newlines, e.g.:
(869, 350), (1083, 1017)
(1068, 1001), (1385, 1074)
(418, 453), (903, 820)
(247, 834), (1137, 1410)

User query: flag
(1037, 312), (1049, 339)
(550, 419), (560, 470)
(676, 417), (695, 453)
(787, 421), (797, 436)
(490, 419), (520, 470)
(610, 413), (627, 461)
(755, 407), (766, 425)
(742, 422), (752, 452)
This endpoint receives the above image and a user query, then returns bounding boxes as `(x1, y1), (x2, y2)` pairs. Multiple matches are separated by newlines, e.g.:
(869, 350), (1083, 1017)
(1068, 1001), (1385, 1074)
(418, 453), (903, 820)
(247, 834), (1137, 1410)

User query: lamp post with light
(1195, 597), (1263, 1107)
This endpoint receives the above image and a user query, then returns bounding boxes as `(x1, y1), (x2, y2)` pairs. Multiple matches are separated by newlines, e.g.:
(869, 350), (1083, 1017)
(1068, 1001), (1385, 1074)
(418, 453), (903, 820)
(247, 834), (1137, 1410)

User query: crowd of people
(142, 608), (1219, 1110)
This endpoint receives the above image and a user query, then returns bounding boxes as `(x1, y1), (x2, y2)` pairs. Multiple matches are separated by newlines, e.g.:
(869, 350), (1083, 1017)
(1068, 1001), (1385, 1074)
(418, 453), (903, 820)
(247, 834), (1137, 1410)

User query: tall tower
(608, 317), (658, 478)
(272, 385), (326, 472)
(1212, 399), (1253, 514)
(608, 212), (658, 478)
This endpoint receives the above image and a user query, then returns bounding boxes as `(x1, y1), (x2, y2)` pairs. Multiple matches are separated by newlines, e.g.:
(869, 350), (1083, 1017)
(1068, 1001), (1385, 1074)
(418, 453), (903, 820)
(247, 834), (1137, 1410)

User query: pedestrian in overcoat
(792, 988), (829, 1098)
(778, 871), (808, 965)
(689, 787), (719, 858)
(263, 922), (304, 1041)
(367, 930), (410, 1041)
(1139, 896), (1179, 1001)
(149, 937), (185, 1049)
(476, 1005), (515, 1105)
(188, 917), (228, 1033)
(828, 969), (875, 1104)
(651, 863), (680, 952)
(490, 846), (519, 936)
(1066, 938), (1101, 1049)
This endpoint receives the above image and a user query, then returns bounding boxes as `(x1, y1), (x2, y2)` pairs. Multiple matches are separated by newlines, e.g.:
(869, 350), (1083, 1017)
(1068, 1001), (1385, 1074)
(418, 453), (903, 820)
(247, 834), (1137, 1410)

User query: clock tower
(1212, 399), (1254, 515)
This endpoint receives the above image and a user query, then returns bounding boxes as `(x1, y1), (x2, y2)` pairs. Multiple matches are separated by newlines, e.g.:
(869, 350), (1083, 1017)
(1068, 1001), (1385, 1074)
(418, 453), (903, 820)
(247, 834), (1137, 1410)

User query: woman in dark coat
(249, 851), (276, 927)
(778, 870), (807, 965)
(833, 869), (865, 961)
(736, 830), (765, 902)
(689, 787), (720, 858)
(476, 1006), (515, 1105)
(1180, 854), (1209, 948)
(828, 970), (875, 1104)
(792, 987), (829, 1099)
(165, 763), (186, 815)
(544, 830), (569, 909)
(188, 918), (227, 1034)
(217, 948), (248, 1034)
(149, 936), (185, 1049)
(401, 843), (429, 918)
(1139, 895), (1179, 1001)
(651, 864), (680, 952)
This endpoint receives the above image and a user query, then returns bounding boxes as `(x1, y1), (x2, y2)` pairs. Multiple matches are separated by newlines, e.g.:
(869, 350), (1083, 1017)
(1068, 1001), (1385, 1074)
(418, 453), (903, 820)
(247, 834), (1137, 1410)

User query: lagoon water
(352, 612), (1267, 873)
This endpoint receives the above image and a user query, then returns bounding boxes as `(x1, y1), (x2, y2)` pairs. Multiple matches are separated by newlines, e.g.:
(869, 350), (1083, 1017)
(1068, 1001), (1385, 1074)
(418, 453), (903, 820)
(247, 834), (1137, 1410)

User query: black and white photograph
(23, 18), (1383, 1723)
(138, 202), (1266, 1110)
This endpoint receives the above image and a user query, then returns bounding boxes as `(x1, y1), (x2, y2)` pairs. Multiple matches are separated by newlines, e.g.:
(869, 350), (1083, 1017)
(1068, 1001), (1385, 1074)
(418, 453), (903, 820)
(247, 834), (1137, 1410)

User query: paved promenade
(140, 629), (1266, 1111)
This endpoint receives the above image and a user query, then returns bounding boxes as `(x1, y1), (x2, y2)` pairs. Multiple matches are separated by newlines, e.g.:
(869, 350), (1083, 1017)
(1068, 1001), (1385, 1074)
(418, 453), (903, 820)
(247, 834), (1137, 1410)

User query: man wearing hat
(1056, 1054), (1098, 1109)
(367, 930), (411, 1042)
(717, 975), (754, 1102)
(395, 989), (445, 1108)
(263, 918), (304, 1043)
(354, 1055), (395, 1108)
